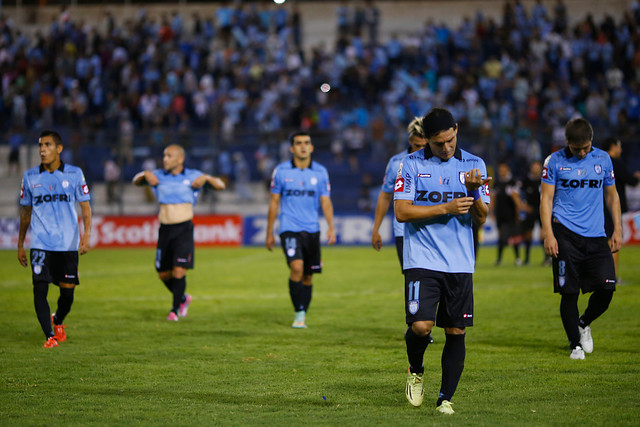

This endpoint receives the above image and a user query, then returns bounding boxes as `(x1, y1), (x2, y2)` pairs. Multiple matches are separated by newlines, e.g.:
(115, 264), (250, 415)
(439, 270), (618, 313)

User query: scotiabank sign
(90, 215), (242, 247)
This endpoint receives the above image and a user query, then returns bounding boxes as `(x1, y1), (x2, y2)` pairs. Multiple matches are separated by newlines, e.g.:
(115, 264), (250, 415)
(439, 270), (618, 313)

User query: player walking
(133, 144), (226, 321)
(394, 108), (491, 414)
(540, 118), (621, 360)
(266, 132), (336, 329)
(17, 130), (92, 348)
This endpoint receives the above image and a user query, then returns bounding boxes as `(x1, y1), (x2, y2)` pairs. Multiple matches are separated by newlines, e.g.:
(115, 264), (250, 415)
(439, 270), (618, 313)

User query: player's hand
(18, 247), (28, 267)
(609, 228), (623, 253)
(446, 197), (474, 215)
(210, 176), (226, 190)
(543, 233), (559, 258)
(464, 169), (492, 191)
(371, 231), (382, 251)
(79, 234), (91, 255)
(266, 234), (276, 251)
(327, 228), (337, 245)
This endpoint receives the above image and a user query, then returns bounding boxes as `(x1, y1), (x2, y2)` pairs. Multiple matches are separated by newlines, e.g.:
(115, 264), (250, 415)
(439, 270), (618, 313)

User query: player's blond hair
(407, 117), (425, 139)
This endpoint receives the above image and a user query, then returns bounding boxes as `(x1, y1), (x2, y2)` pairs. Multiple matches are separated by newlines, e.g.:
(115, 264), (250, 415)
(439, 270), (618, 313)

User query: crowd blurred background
(1, 0), (639, 213)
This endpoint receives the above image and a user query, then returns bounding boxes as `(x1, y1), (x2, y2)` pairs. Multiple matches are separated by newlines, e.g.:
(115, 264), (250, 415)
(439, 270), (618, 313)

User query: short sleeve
(381, 158), (396, 194)
(541, 154), (555, 185)
(319, 168), (331, 197)
(393, 158), (415, 201)
(604, 156), (615, 187)
(75, 169), (91, 202)
(270, 166), (282, 194)
(19, 174), (31, 206)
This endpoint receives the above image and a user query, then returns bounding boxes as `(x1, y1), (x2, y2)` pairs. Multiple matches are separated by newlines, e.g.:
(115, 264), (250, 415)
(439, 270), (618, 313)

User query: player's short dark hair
(39, 130), (63, 146)
(421, 108), (456, 139)
(289, 131), (311, 145)
(565, 118), (593, 145)
(601, 136), (620, 152)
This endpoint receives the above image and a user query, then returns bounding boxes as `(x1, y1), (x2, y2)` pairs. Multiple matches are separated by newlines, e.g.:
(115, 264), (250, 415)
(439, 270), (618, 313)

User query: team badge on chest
(594, 165), (602, 174)
(459, 172), (465, 184)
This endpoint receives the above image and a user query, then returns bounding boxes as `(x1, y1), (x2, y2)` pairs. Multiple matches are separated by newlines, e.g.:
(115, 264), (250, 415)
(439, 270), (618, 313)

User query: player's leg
(496, 223), (507, 265)
(296, 232), (322, 323)
(553, 222), (585, 358)
(577, 238), (616, 353)
(30, 249), (56, 347)
(51, 251), (80, 343)
(281, 232), (307, 327)
(403, 269), (439, 407)
(435, 273), (473, 414)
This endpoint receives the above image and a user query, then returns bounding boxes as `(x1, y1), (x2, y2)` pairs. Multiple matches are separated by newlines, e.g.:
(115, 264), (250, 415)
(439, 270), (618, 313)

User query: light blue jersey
(152, 168), (204, 205)
(270, 160), (331, 233)
(542, 146), (615, 237)
(394, 147), (490, 273)
(20, 163), (91, 251)
(381, 149), (410, 237)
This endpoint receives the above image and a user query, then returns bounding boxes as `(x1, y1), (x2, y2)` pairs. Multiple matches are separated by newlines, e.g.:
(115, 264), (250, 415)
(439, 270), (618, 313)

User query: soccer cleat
(292, 310), (307, 329)
(167, 312), (179, 322)
(570, 346), (585, 360)
(578, 326), (593, 353)
(405, 368), (424, 407)
(178, 294), (192, 318)
(43, 336), (59, 348)
(51, 314), (67, 343)
(436, 400), (455, 414)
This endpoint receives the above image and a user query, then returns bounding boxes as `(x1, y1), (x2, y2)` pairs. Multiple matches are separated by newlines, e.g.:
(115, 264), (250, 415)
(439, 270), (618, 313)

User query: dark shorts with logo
(156, 220), (194, 272)
(280, 231), (322, 275)
(30, 249), (79, 286)
(552, 221), (616, 294)
(404, 268), (473, 328)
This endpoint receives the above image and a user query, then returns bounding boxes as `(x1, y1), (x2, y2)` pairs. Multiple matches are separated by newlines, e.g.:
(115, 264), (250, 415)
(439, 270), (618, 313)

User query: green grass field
(1, 245), (639, 426)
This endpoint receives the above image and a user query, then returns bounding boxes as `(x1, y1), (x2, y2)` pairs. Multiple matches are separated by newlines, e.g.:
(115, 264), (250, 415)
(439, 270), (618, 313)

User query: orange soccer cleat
(51, 314), (67, 343)
(43, 336), (59, 348)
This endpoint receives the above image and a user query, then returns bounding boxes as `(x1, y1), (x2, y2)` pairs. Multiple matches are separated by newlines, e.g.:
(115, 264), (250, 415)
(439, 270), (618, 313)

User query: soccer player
(602, 137), (640, 279)
(519, 160), (550, 265)
(394, 108), (491, 414)
(133, 144), (226, 321)
(371, 117), (427, 267)
(266, 131), (336, 329)
(17, 130), (92, 348)
(540, 118), (622, 360)
(491, 160), (522, 266)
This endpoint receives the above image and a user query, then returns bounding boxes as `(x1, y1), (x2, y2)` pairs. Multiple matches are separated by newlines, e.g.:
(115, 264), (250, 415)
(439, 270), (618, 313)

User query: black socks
(438, 333), (466, 405)
(171, 277), (186, 312)
(55, 287), (75, 324)
(33, 281), (53, 338)
(560, 293), (580, 348)
(405, 327), (431, 374)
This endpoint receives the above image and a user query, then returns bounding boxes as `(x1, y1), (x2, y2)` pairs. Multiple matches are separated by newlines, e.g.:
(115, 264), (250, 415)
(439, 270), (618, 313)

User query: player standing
(540, 118), (622, 360)
(394, 108), (491, 414)
(266, 132), (336, 329)
(371, 117), (427, 267)
(17, 130), (92, 348)
(133, 144), (226, 321)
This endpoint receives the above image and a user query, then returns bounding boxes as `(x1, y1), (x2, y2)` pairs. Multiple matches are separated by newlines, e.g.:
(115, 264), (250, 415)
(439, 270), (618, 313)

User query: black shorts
(522, 213), (540, 233)
(280, 231), (322, 275)
(552, 221), (616, 294)
(156, 221), (195, 272)
(404, 268), (474, 328)
(30, 249), (79, 286)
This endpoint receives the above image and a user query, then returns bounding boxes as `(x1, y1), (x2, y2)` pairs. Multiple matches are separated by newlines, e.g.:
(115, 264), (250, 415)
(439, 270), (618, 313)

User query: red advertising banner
(90, 215), (243, 248)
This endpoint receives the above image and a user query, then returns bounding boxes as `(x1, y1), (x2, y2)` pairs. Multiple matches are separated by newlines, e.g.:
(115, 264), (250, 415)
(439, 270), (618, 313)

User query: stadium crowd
(1, 0), (640, 185)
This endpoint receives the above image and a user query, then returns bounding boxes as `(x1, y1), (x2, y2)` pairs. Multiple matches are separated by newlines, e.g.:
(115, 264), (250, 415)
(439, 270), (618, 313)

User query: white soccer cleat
(292, 311), (307, 329)
(436, 400), (454, 414)
(579, 326), (593, 353)
(570, 346), (585, 360)
(405, 368), (423, 407)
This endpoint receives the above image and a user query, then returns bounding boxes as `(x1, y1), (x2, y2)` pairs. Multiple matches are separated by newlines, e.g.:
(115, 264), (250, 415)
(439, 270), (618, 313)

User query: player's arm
(371, 190), (392, 250)
(266, 193), (280, 251)
(540, 182), (557, 258)
(464, 168), (491, 225)
(604, 184), (622, 253)
(192, 174), (226, 190)
(78, 201), (92, 255)
(132, 170), (159, 186)
(320, 195), (336, 245)
(395, 197), (474, 222)
(17, 205), (32, 267)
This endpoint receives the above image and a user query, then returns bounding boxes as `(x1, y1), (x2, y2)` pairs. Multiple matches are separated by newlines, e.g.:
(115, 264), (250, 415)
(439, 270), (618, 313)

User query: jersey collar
(563, 146), (594, 159)
(290, 159), (313, 170)
(39, 161), (65, 173)
(423, 145), (462, 161)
